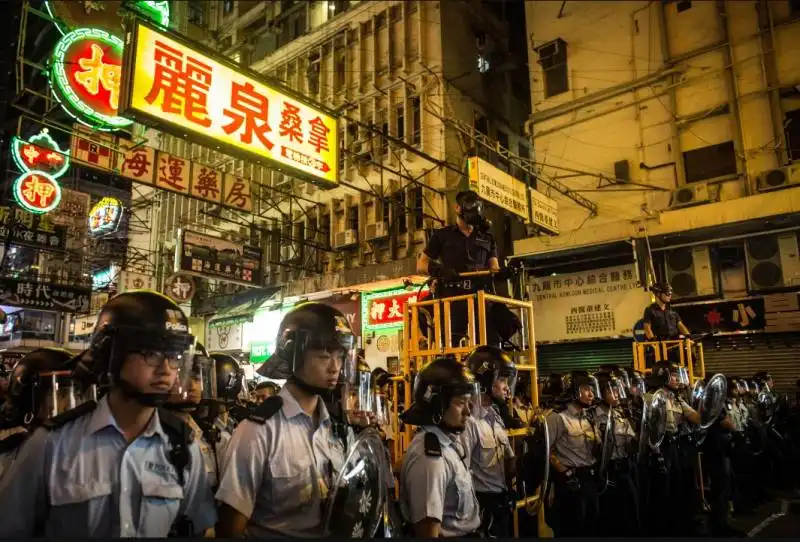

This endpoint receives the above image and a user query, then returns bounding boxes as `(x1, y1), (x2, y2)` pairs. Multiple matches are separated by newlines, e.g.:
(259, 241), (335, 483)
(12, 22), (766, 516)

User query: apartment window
(394, 191), (407, 234)
(785, 109), (800, 162)
(537, 38), (568, 98)
(676, 1), (693, 13)
(395, 104), (405, 141)
(382, 199), (391, 225)
(321, 212), (331, 248)
(378, 109), (389, 156)
(223, 0), (234, 16)
(306, 54), (321, 95)
(410, 95), (421, 146)
(412, 187), (423, 230)
(308, 216), (318, 243)
(474, 112), (489, 136)
(792, 0), (800, 14)
(683, 141), (737, 183)
(338, 125), (345, 173)
(348, 205), (359, 232)
(331, 0), (350, 17)
(334, 52), (346, 92)
(281, 0), (295, 11)
(496, 130), (509, 169)
(188, 0), (204, 26)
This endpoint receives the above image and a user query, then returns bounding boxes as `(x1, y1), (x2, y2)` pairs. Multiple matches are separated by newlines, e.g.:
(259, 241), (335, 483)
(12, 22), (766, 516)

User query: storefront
(362, 286), (430, 372)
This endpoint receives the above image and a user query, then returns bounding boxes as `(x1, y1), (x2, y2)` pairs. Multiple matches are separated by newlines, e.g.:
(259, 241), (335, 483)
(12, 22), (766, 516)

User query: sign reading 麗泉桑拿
(120, 20), (339, 188)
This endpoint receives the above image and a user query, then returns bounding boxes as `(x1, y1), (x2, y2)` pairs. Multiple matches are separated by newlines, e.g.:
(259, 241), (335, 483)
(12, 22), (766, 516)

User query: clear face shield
(372, 381), (391, 426)
(341, 355), (374, 426)
(736, 380), (749, 395)
(604, 376), (627, 405)
(168, 348), (217, 407)
(576, 376), (600, 406)
(671, 366), (690, 388)
(491, 367), (518, 403)
(630, 372), (646, 397)
(40, 370), (94, 419)
(447, 381), (481, 429)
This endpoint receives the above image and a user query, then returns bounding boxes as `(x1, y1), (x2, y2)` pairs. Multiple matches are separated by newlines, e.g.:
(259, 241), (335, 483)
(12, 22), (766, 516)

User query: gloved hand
(560, 469), (581, 492)
(429, 262), (459, 282)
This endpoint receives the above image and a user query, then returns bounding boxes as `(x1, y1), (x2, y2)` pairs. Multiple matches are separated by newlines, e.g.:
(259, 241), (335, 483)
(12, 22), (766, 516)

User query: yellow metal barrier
(632, 338), (705, 382)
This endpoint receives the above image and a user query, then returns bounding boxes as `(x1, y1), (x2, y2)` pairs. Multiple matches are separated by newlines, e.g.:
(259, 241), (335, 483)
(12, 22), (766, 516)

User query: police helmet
(464, 345), (518, 401)
(650, 282), (673, 296)
(400, 357), (478, 432)
(593, 371), (627, 405)
(211, 352), (246, 403)
(652, 361), (689, 389)
(0, 348), (77, 428)
(371, 367), (393, 390)
(565, 370), (599, 405)
(165, 342), (218, 412)
(257, 302), (356, 396)
(79, 290), (196, 407)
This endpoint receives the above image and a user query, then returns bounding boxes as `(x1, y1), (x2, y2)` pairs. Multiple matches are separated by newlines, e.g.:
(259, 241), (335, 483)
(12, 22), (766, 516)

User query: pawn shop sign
(165, 274), (196, 303)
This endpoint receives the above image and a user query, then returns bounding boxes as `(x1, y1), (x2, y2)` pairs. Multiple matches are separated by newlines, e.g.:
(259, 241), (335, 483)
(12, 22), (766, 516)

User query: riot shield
(639, 389), (668, 457)
(697, 373), (727, 430)
(322, 429), (388, 538)
(596, 408), (616, 493)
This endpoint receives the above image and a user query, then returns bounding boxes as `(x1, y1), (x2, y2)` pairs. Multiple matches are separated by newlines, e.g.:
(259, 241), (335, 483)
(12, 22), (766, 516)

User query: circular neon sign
(50, 27), (132, 131)
(11, 128), (71, 179)
(13, 171), (63, 215)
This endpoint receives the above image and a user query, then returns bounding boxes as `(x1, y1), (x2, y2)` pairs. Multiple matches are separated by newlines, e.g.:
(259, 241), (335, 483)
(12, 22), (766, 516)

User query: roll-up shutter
(701, 332), (800, 393)
(536, 339), (634, 375)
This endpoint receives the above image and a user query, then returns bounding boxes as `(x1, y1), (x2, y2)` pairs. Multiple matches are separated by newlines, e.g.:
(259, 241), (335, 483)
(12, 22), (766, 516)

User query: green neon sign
(361, 286), (430, 333)
(11, 128), (71, 179)
(50, 27), (132, 131)
(13, 171), (63, 215)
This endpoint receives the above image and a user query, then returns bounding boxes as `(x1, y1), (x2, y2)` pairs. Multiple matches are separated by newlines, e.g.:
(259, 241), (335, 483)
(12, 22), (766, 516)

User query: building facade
(519, 0), (800, 389)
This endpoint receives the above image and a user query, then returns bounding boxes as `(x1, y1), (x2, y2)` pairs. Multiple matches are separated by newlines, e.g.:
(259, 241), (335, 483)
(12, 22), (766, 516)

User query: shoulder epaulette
(0, 431), (29, 455)
(248, 396), (283, 425)
(42, 400), (98, 431)
(424, 431), (442, 457)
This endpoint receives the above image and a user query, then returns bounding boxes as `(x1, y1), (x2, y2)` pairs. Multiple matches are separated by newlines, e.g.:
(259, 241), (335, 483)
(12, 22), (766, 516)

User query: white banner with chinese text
(529, 264), (650, 342)
(467, 156), (529, 220)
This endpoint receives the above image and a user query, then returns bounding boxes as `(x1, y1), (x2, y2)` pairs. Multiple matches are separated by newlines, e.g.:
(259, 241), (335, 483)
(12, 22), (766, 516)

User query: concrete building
(518, 0), (800, 389)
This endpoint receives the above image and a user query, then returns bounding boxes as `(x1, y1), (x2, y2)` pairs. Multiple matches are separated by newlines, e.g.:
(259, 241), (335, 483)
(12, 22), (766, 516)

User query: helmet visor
(672, 366), (690, 386)
(168, 350), (217, 406)
(342, 356), (373, 419)
(607, 376), (627, 401)
(492, 367), (518, 403)
(41, 371), (94, 418)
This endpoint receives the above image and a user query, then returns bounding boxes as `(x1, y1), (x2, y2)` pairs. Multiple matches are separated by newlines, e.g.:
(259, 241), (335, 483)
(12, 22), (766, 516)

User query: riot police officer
(399, 356), (481, 538)
(647, 361), (701, 536)
(460, 345), (517, 537)
(592, 371), (640, 536)
(545, 370), (600, 537)
(0, 290), (217, 537)
(0, 348), (83, 479)
(643, 283), (692, 366)
(251, 381), (280, 403)
(215, 302), (357, 538)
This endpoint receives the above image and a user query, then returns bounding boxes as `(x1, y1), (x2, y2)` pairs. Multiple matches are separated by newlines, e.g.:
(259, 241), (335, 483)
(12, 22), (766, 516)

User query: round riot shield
(639, 389), (668, 456)
(697, 373), (727, 430)
(518, 413), (550, 503)
(596, 408), (616, 493)
(322, 429), (387, 538)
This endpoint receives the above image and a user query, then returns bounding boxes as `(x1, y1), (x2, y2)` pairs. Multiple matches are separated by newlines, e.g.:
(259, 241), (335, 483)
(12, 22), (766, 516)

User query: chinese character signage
(530, 188), (559, 235)
(0, 277), (91, 313)
(13, 172), (62, 215)
(362, 287), (431, 332)
(120, 21), (340, 188)
(120, 143), (156, 184)
(529, 264), (649, 342)
(176, 229), (263, 287)
(207, 318), (244, 351)
(165, 273), (196, 303)
(249, 340), (273, 364)
(0, 207), (67, 251)
(467, 156), (529, 220)
(88, 196), (124, 236)
(50, 28), (132, 131)
(118, 270), (155, 292)
(11, 129), (70, 180)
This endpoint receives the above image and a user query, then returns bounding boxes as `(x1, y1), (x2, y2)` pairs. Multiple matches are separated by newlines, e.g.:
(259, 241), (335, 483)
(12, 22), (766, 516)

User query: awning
(511, 238), (636, 277)
(205, 287), (282, 324)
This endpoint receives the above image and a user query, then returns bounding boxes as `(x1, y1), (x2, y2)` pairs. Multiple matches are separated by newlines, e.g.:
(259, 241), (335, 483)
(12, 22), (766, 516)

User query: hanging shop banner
(118, 270), (155, 292)
(467, 156), (529, 220)
(49, 27), (132, 131)
(120, 20), (340, 188)
(70, 125), (115, 171)
(0, 277), (91, 313)
(88, 196), (124, 236)
(530, 264), (650, 342)
(674, 298), (766, 334)
(72, 313), (98, 336)
(176, 229), (263, 287)
(207, 318), (245, 351)
(530, 188), (559, 235)
(11, 129), (70, 179)
(0, 207), (67, 252)
(165, 273), (196, 303)
(249, 340), (273, 364)
(362, 288), (431, 332)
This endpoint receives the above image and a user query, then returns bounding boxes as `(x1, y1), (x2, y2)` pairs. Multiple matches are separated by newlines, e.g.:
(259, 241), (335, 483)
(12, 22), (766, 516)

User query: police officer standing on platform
(545, 370), (600, 537)
(460, 345), (517, 537)
(400, 357), (481, 538)
(215, 303), (356, 538)
(417, 190), (501, 346)
(643, 283), (691, 363)
(0, 290), (217, 538)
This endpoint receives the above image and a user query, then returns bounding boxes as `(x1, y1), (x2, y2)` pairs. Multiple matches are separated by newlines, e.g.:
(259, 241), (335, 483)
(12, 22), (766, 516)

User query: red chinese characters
(279, 102), (303, 144)
(223, 174), (252, 212)
(119, 144), (155, 184)
(367, 291), (431, 327)
(156, 153), (190, 194)
(191, 166), (222, 203)
(222, 81), (274, 151)
(17, 173), (60, 211)
(74, 44), (122, 111)
(308, 116), (331, 154)
(144, 40), (213, 128)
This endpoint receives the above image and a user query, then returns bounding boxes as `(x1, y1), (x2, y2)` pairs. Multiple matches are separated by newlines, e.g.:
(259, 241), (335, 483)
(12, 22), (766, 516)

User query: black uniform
(424, 224), (498, 346)
(643, 302), (684, 364)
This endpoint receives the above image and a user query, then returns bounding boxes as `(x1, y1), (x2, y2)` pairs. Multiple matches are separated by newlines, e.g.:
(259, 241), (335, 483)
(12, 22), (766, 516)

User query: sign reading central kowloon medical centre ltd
(120, 20), (340, 188)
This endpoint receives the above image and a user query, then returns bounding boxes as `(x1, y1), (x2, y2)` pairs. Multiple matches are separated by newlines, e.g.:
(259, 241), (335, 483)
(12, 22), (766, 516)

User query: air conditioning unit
(669, 182), (711, 209)
(664, 245), (716, 299)
(745, 232), (800, 291)
(756, 165), (800, 193)
(280, 244), (300, 262)
(365, 221), (389, 241)
(335, 229), (358, 248)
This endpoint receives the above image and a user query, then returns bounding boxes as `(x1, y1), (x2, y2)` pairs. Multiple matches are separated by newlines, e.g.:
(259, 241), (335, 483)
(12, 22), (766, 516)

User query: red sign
(12, 172), (62, 215)
(366, 290), (431, 328)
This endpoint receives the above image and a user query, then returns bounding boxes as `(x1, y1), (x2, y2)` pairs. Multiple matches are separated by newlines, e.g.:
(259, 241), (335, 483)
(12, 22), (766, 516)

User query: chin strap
(118, 378), (169, 407)
(288, 374), (334, 401)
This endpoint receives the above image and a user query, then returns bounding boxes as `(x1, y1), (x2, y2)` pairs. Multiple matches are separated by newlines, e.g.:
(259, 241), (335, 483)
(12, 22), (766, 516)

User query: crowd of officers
(0, 290), (797, 538)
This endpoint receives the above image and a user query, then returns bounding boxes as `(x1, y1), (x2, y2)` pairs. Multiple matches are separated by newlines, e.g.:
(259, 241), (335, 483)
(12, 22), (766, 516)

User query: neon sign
(45, 1), (171, 36)
(128, 1), (171, 27)
(13, 172), (63, 215)
(50, 28), (132, 131)
(88, 196), (124, 235)
(11, 128), (70, 179)
(362, 287), (431, 332)
(92, 265), (119, 290)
